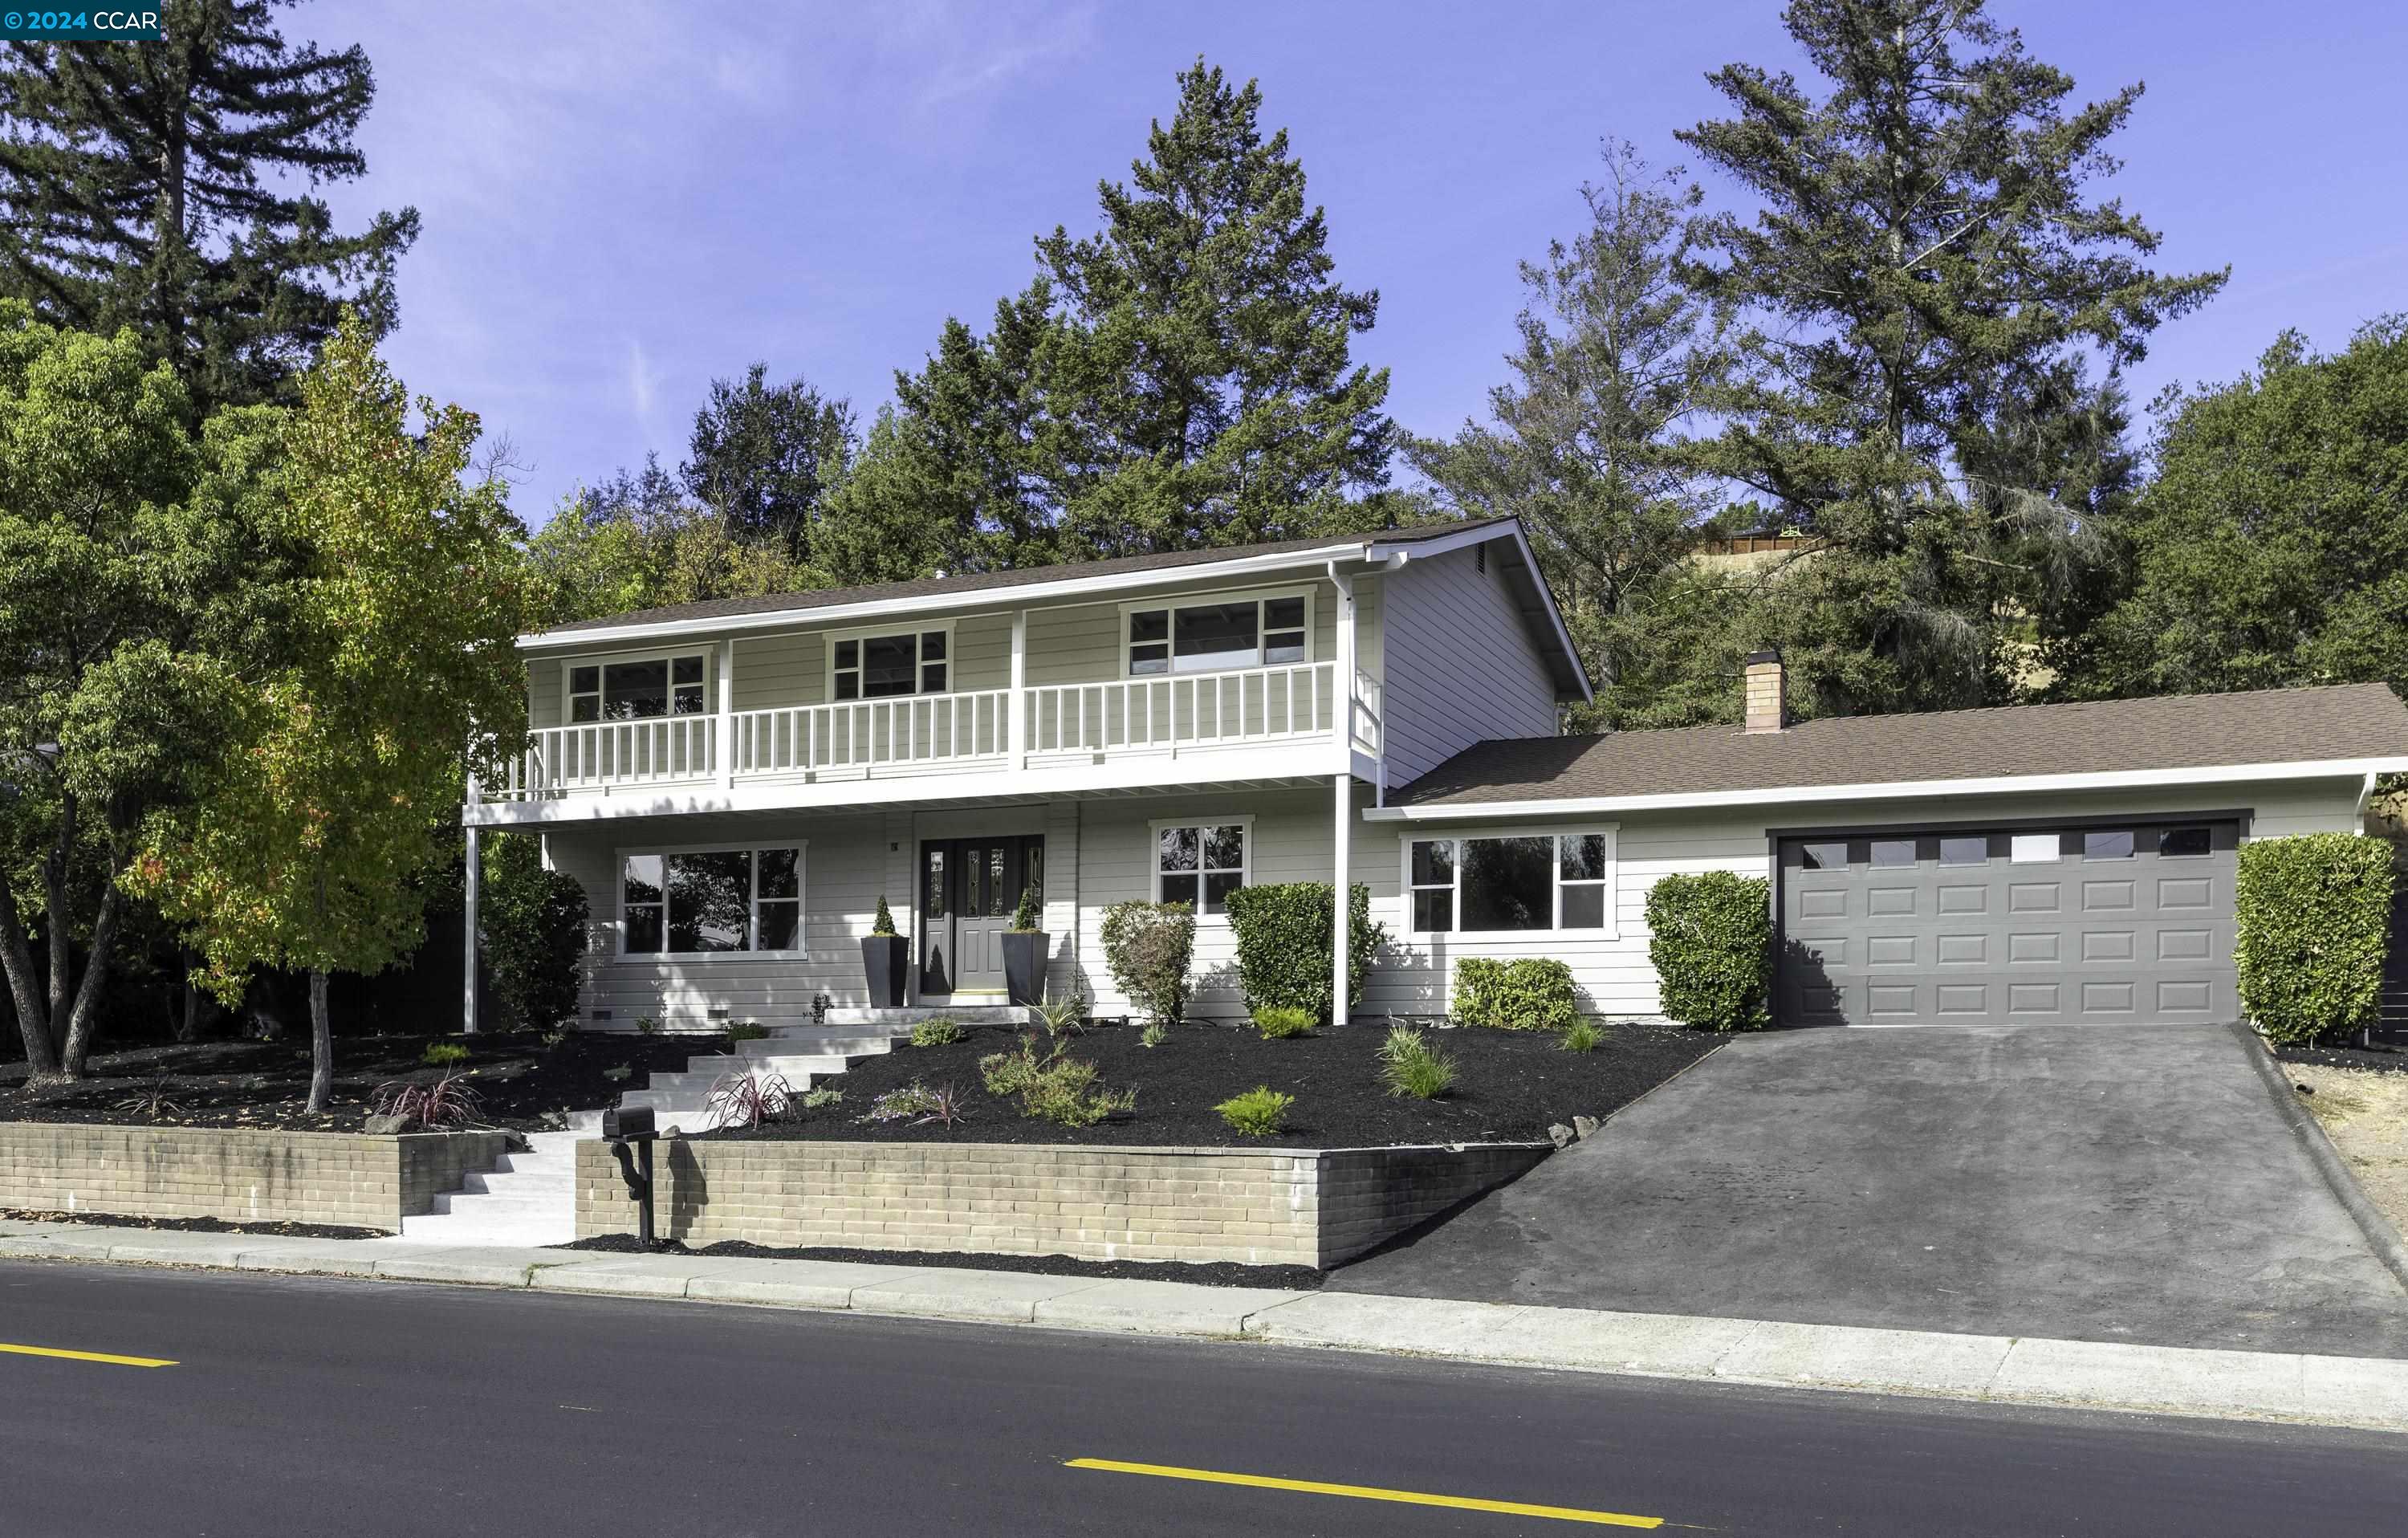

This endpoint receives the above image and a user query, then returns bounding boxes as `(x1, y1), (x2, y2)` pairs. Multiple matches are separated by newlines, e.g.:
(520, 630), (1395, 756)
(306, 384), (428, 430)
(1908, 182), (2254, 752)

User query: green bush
(1224, 881), (1386, 1025)
(1377, 1023), (1457, 1099)
(726, 1022), (768, 1044)
(1252, 1004), (1313, 1040)
(909, 1017), (962, 1048)
(478, 831), (589, 1032)
(1451, 958), (1577, 1031)
(2237, 833), (2397, 1044)
(1011, 885), (1042, 933)
(1215, 1085), (1294, 1137)
(421, 1040), (470, 1068)
(978, 1036), (1134, 1125)
(1099, 901), (1196, 1026)
(1560, 1018), (1602, 1053)
(871, 895), (897, 937)
(1644, 871), (1772, 1031)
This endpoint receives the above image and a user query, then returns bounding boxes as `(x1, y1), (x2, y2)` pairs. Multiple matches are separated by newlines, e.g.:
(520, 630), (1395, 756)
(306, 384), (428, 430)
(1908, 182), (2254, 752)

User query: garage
(1776, 818), (2242, 1027)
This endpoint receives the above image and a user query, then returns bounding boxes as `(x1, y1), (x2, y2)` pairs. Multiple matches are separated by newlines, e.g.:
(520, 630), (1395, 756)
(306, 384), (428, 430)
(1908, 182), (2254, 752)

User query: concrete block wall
(0, 1125), (509, 1232)
(576, 1137), (1549, 1267)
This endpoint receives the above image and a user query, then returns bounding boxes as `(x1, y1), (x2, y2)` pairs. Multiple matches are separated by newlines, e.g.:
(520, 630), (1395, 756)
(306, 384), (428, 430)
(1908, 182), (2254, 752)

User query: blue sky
(315, 2), (2408, 525)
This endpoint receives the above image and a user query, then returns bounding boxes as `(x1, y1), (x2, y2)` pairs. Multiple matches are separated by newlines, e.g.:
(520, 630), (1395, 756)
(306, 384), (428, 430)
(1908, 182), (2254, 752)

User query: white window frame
(1148, 815), (1255, 919)
(825, 620), (955, 702)
(563, 648), (711, 725)
(614, 840), (808, 961)
(1120, 586), (1315, 679)
(1398, 826), (1619, 940)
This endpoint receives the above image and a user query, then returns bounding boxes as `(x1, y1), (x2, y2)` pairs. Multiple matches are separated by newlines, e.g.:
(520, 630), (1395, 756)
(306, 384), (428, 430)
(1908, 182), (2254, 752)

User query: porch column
(1331, 772), (1351, 1028)
(718, 637), (737, 787)
(462, 812), (481, 1036)
(1008, 609), (1027, 767)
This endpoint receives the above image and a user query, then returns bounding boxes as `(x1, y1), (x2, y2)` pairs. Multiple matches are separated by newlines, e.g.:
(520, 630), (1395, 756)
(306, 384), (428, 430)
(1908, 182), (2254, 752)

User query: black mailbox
(601, 1105), (659, 1243)
(601, 1105), (655, 1141)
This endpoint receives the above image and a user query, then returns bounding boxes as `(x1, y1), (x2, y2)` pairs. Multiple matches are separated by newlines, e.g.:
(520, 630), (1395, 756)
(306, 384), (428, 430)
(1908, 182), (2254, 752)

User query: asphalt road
(2, 1259), (2403, 1536)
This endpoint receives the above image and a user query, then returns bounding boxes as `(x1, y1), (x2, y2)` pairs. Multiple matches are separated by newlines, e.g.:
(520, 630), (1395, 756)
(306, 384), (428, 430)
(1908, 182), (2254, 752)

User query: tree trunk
(0, 877), (56, 1078)
(55, 881), (124, 1078)
(41, 791), (77, 1061)
(306, 970), (332, 1113)
(173, 954), (201, 1044)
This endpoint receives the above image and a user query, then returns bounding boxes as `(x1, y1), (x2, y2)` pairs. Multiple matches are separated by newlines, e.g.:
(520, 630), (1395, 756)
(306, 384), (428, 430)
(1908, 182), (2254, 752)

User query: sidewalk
(6, 1216), (2406, 1436)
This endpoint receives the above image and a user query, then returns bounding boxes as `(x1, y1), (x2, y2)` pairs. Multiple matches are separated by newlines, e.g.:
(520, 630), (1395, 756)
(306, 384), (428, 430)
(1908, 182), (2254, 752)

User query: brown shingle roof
(1388, 684), (2408, 808)
(537, 517), (1517, 636)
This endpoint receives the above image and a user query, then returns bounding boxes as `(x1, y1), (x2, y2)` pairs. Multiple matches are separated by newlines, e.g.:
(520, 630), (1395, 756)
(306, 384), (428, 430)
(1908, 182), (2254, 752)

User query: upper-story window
(570, 654), (706, 722)
(1125, 592), (1309, 677)
(832, 626), (949, 701)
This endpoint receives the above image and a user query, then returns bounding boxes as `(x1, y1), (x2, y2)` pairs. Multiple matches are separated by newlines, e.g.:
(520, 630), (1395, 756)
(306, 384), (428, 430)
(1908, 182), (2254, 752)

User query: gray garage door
(1777, 820), (2240, 1027)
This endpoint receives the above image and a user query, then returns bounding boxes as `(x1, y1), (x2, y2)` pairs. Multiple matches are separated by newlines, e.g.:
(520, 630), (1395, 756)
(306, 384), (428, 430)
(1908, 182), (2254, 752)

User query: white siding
(1377, 546), (1560, 786)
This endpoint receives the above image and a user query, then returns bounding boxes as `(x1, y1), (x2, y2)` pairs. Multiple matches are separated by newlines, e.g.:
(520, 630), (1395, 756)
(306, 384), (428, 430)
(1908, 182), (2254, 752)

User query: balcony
(491, 661), (1383, 808)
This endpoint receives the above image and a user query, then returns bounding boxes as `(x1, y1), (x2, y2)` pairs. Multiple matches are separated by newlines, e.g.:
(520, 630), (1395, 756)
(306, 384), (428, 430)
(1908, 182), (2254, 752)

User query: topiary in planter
(1451, 957), (1576, 1031)
(2237, 832), (2396, 1044)
(1645, 871), (1771, 1031)
(1099, 900), (1196, 1026)
(1223, 881), (1385, 1026)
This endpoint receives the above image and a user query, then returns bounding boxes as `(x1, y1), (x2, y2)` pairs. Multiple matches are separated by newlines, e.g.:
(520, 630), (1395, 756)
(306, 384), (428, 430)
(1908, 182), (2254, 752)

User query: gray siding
(1377, 546), (1560, 786)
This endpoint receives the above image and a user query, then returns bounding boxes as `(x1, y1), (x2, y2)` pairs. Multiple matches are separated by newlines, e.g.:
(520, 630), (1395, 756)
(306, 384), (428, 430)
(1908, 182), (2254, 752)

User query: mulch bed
(0, 1031), (704, 1133)
(2274, 1040), (2408, 1077)
(695, 1016), (1721, 1148)
(555, 1231), (1326, 1290)
(0, 1207), (383, 1240)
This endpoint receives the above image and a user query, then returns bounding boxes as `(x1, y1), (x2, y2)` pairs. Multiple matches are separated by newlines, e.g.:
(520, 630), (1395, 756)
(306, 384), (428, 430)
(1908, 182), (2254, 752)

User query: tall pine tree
(682, 362), (856, 560)
(1674, 0), (2221, 715)
(0, 0), (417, 411)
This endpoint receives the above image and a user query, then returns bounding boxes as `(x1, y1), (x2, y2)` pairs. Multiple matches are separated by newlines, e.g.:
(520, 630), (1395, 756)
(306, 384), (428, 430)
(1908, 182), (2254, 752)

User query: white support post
(1331, 771), (1352, 1030)
(1009, 609), (1028, 767)
(718, 637), (737, 786)
(462, 816), (481, 1036)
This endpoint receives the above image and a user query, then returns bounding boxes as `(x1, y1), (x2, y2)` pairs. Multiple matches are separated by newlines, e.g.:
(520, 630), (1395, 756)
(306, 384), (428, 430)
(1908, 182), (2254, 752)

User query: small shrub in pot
(1644, 871), (1771, 1031)
(862, 894), (909, 1007)
(1000, 885), (1050, 1007)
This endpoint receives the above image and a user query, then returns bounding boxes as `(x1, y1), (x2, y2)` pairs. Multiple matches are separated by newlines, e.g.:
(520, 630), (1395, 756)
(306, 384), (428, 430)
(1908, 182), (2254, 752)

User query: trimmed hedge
(479, 832), (589, 1031)
(1451, 958), (1576, 1031)
(1644, 870), (1771, 1031)
(2236, 833), (2396, 1044)
(1223, 881), (1385, 1025)
(1099, 901), (1196, 1026)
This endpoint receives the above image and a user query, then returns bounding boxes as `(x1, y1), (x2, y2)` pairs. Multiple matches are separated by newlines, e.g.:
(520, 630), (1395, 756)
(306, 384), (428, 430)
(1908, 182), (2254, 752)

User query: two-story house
(464, 514), (2408, 1034)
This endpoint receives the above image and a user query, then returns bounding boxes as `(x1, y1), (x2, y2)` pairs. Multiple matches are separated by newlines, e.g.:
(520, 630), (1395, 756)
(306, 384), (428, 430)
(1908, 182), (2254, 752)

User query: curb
(2227, 1018), (2408, 1294)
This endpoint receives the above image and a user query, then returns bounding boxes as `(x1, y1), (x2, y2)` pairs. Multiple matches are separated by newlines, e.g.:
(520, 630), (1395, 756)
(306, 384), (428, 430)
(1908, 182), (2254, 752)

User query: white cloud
(627, 339), (658, 422)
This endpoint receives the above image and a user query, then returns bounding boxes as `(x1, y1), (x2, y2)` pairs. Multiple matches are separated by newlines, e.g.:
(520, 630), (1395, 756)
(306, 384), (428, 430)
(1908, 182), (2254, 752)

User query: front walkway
(1331, 1023), (2408, 1358)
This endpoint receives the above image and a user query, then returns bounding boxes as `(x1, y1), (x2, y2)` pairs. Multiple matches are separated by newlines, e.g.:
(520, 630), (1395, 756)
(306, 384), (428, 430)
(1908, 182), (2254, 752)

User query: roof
(537, 517), (1522, 637)
(1381, 683), (2408, 814)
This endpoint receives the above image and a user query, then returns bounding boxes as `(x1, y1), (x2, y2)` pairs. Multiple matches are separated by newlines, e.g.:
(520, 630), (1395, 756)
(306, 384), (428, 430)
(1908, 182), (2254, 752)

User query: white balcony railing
(732, 688), (1011, 777)
(510, 715), (716, 795)
(1023, 661), (1331, 756)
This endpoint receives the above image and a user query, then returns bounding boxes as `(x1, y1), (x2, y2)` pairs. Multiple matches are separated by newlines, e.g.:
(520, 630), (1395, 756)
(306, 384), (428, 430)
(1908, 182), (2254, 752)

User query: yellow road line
(0, 1341), (177, 1368)
(1065, 1457), (1664, 1528)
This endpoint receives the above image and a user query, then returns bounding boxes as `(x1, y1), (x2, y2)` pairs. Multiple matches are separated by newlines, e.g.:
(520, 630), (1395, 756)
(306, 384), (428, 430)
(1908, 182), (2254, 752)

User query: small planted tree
(1098, 900), (1195, 1027)
(1644, 871), (1772, 1031)
(2236, 834), (2395, 1044)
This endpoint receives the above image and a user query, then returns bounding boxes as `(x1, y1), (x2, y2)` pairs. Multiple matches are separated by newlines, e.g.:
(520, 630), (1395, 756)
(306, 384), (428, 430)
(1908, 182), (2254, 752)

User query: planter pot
(861, 935), (909, 1007)
(1000, 930), (1051, 1007)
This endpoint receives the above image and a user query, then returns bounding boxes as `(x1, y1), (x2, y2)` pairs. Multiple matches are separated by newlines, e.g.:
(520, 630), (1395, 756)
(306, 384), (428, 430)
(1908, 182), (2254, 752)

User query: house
(463, 515), (2408, 1031)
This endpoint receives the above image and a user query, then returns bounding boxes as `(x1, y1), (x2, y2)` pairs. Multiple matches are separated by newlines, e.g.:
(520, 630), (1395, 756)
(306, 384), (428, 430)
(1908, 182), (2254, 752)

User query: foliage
(1560, 1018), (1604, 1054)
(1644, 872), (1772, 1032)
(371, 1072), (482, 1130)
(872, 895), (898, 938)
(0, 0), (419, 412)
(1222, 882), (1385, 1025)
(421, 1041), (470, 1068)
(798, 1085), (844, 1111)
(978, 1036), (1134, 1126)
(1451, 958), (1578, 1032)
(478, 830), (588, 1033)
(1377, 1024), (1457, 1100)
(864, 1079), (970, 1129)
(113, 1074), (182, 1119)
(127, 317), (530, 1111)
(2064, 319), (2408, 698)
(1138, 1021), (1169, 1049)
(1011, 884), (1043, 933)
(706, 1068), (796, 1130)
(523, 465), (824, 626)
(601, 1065), (631, 1083)
(2235, 835), (2395, 1044)
(1409, 140), (1726, 731)
(635, 1015), (661, 1036)
(909, 1016), (963, 1048)
(1099, 900), (1196, 1026)
(1252, 1004), (1314, 1040)
(726, 1023), (769, 1044)
(682, 363), (856, 559)
(1670, 0), (2217, 717)
(979, 1039), (1045, 1097)
(1034, 991), (1084, 1039)
(1214, 1085), (1294, 1137)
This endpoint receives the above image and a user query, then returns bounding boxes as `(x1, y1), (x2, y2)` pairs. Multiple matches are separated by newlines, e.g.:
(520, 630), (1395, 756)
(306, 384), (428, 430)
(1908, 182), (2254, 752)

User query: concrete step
(459, 1170), (571, 1196)
(744, 1033), (898, 1056)
(429, 1191), (564, 1219)
(821, 1006), (1032, 1027)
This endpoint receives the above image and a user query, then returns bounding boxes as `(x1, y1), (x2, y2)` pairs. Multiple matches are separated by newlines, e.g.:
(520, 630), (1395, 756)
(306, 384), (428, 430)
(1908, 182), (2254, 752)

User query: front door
(920, 836), (1044, 997)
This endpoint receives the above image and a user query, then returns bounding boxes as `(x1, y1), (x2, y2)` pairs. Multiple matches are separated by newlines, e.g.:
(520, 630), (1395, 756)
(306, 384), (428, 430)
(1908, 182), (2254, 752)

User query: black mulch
(554, 1231), (1324, 1290)
(0, 1207), (384, 1240)
(0, 1031), (705, 1133)
(2274, 1040), (2408, 1076)
(696, 1015), (1721, 1148)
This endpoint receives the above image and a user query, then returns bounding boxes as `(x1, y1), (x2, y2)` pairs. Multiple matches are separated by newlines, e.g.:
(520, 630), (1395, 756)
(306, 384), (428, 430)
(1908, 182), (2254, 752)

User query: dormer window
(1125, 592), (1310, 677)
(569, 654), (706, 722)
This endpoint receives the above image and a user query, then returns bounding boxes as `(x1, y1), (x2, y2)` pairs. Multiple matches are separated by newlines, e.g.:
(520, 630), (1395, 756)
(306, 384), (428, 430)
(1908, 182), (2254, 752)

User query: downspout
(2357, 770), (2379, 836)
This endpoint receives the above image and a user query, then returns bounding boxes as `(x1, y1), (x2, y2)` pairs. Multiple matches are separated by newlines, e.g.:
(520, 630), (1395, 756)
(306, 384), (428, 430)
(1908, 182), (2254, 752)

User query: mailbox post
(601, 1105), (659, 1245)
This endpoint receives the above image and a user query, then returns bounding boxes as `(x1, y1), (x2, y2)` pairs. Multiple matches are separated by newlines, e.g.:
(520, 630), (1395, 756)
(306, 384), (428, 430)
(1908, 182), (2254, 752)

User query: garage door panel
(2081, 930), (2136, 962)
(1935, 983), (1988, 1015)
(2008, 983), (2061, 1014)
(2009, 883), (2061, 913)
(2158, 979), (2213, 1013)
(1798, 887), (1849, 919)
(1865, 983), (1919, 1017)
(2158, 929), (2211, 961)
(2082, 881), (2136, 912)
(2008, 931), (2060, 963)
(1867, 886), (1917, 916)
(1936, 934), (1986, 964)
(1937, 884), (1988, 914)
(1865, 935), (1915, 966)
(2158, 877), (2212, 909)
(2081, 981), (2138, 1014)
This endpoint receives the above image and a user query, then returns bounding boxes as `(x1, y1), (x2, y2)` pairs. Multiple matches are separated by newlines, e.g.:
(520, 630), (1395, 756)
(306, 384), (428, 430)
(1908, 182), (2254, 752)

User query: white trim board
(1360, 758), (2408, 823)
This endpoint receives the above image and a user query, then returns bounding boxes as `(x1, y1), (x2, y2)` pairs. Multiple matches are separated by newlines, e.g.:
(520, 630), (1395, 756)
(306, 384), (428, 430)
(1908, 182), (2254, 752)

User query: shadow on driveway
(1332, 1023), (2408, 1358)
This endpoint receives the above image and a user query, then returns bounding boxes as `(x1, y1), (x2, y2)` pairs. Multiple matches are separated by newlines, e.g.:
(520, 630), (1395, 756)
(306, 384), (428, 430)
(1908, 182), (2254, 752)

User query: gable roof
(1374, 683), (2408, 818)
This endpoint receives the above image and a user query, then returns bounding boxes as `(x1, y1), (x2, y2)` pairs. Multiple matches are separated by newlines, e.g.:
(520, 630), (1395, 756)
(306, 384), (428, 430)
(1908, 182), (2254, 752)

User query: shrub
(979, 1039), (1045, 1097)
(372, 1073), (482, 1129)
(799, 1085), (843, 1110)
(726, 1022), (769, 1044)
(1216, 1086), (1294, 1137)
(1252, 1004), (1313, 1040)
(1451, 958), (1577, 1031)
(1560, 1018), (1602, 1053)
(1139, 1021), (1169, 1048)
(910, 1016), (963, 1048)
(635, 1015), (662, 1036)
(864, 1080), (968, 1126)
(478, 830), (590, 1033)
(2237, 833), (2397, 1044)
(1099, 900), (1196, 1026)
(1034, 991), (1084, 1039)
(979, 1036), (1133, 1125)
(1011, 885), (1042, 933)
(1377, 1023), (1457, 1100)
(1644, 871), (1772, 1031)
(602, 1064), (632, 1082)
(1224, 882), (1386, 1025)
(872, 895), (897, 937)
(421, 1040), (471, 1068)
(706, 1069), (795, 1129)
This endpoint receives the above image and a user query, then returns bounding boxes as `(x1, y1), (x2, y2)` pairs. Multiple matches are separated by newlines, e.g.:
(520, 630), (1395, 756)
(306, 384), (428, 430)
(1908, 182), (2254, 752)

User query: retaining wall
(576, 1137), (1549, 1267)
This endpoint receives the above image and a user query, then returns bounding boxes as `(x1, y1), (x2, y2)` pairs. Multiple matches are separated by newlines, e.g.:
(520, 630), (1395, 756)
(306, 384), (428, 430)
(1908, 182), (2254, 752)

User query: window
(1407, 831), (1615, 934)
(1156, 822), (1247, 914)
(2011, 832), (2060, 864)
(1938, 836), (1989, 866)
(832, 629), (948, 701)
(570, 655), (706, 722)
(2083, 829), (2134, 861)
(1125, 592), (1310, 676)
(1869, 839), (1917, 869)
(2158, 826), (2213, 858)
(620, 846), (804, 955)
(1800, 841), (1848, 871)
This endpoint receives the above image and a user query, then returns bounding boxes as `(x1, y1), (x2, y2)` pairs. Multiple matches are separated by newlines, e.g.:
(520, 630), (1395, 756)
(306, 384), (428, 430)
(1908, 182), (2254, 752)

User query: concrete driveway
(1332, 1023), (2408, 1357)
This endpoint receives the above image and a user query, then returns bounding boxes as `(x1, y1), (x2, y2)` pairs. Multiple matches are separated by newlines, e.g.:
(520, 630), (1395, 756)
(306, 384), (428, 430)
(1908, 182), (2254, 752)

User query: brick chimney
(1743, 650), (1788, 734)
